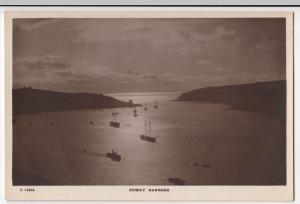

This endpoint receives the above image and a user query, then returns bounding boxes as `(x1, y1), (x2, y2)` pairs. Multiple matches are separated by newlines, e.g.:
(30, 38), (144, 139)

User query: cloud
(12, 18), (285, 93)
(175, 26), (236, 56)
(255, 39), (282, 50)
(122, 67), (140, 76)
(14, 55), (70, 70)
(14, 19), (61, 32)
(197, 59), (212, 66)
(74, 19), (235, 50)
(74, 19), (183, 44)
(13, 54), (285, 93)
(215, 26), (236, 39)
(14, 54), (142, 89)
(189, 26), (235, 42)
(54, 70), (77, 78)
(13, 53), (207, 91)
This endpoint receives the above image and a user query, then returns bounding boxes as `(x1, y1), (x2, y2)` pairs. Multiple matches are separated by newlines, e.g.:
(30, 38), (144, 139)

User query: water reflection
(13, 92), (285, 185)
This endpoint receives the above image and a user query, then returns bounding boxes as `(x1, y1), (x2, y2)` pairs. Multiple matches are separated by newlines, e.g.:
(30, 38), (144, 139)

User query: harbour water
(13, 92), (285, 185)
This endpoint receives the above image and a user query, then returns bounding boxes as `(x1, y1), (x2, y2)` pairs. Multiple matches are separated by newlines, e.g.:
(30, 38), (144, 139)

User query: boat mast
(112, 112), (118, 122)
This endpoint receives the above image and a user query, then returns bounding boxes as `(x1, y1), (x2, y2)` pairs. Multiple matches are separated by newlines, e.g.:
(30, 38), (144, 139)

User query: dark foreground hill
(176, 80), (286, 118)
(13, 88), (139, 115)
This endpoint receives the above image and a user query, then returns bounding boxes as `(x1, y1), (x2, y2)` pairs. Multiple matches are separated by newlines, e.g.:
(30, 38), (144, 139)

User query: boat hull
(110, 121), (120, 128)
(106, 153), (121, 161)
(140, 134), (156, 143)
(168, 178), (185, 185)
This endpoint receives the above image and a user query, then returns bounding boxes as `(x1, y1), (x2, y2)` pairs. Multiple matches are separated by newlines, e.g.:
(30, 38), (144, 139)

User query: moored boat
(106, 149), (121, 161)
(140, 121), (159, 143)
(110, 112), (120, 128)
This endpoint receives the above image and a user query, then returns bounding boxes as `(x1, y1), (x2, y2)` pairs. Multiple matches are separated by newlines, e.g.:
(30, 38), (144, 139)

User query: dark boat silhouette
(128, 99), (134, 108)
(106, 149), (121, 161)
(154, 101), (158, 109)
(140, 121), (159, 143)
(110, 121), (120, 128)
(133, 107), (138, 117)
(140, 134), (159, 143)
(143, 104), (148, 111)
(168, 178), (185, 185)
(202, 164), (210, 168)
(110, 112), (120, 128)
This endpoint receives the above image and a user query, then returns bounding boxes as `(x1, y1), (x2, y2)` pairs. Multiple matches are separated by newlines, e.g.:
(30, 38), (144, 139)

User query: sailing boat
(110, 112), (120, 128)
(140, 121), (159, 143)
(133, 107), (138, 117)
(106, 149), (121, 161)
(154, 101), (158, 109)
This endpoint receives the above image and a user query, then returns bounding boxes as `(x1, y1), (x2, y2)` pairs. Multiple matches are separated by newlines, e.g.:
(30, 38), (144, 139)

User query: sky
(13, 18), (286, 93)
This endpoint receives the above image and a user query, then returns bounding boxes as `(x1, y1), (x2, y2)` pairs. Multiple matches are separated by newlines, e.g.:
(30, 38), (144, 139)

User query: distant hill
(13, 88), (139, 115)
(176, 80), (286, 118)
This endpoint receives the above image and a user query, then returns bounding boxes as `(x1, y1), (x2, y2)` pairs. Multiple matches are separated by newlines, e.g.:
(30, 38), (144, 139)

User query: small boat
(110, 112), (120, 128)
(110, 121), (120, 128)
(168, 178), (185, 185)
(144, 104), (148, 111)
(154, 101), (158, 109)
(140, 121), (159, 143)
(89, 121), (94, 125)
(106, 149), (121, 161)
(140, 134), (158, 143)
(133, 107), (138, 117)
(129, 99), (133, 108)
(202, 164), (210, 168)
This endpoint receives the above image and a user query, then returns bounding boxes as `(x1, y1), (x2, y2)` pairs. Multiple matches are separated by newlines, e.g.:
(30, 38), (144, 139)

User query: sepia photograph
(5, 11), (293, 201)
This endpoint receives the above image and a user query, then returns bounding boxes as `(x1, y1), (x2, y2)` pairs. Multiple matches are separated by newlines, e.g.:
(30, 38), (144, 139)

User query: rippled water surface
(13, 92), (285, 185)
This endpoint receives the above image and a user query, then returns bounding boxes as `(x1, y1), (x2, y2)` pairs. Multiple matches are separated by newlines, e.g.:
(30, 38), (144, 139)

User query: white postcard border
(4, 10), (294, 201)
